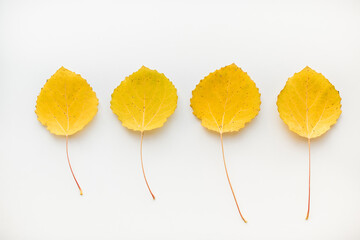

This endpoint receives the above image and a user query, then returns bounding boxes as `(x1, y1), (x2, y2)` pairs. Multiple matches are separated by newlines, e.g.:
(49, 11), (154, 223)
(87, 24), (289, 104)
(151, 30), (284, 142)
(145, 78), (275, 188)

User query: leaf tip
(140, 65), (150, 71)
(58, 66), (68, 72)
(302, 66), (314, 72)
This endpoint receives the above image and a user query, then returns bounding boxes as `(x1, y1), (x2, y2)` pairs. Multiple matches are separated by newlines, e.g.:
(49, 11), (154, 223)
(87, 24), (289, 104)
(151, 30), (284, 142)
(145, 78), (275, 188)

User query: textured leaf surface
(35, 67), (99, 136)
(110, 66), (177, 132)
(190, 64), (261, 133)
(277, 66), (341, 139)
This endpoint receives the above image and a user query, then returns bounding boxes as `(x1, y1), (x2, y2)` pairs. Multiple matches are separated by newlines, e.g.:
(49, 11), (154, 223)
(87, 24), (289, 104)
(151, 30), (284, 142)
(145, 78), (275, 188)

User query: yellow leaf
(110, 66), (177, 132)
(35, 67), (99, 195)
(276, 66), (342, 220)
(110, 66), (178, 200)
(35, 67), (99, 136)
(190, 64), (261, 223)
(190, 63), (261, 133)
(277, 66), (342, 139)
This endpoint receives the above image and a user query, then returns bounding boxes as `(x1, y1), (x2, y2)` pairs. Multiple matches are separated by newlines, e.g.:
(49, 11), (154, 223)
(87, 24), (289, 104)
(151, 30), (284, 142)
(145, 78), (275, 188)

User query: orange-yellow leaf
(35, 67), (98, 195)
(190, 64), (261, 223)
(110, 66), (177, 200)
(277, 66), (342, 220)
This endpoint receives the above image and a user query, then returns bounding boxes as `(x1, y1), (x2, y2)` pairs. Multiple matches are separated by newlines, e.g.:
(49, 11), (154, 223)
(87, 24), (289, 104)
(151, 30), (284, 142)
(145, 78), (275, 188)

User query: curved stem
(306, 138), (311, 220)
(220, 133), (247, 223)
(66, 135), (83, 195)
(140, 131), (155, 200)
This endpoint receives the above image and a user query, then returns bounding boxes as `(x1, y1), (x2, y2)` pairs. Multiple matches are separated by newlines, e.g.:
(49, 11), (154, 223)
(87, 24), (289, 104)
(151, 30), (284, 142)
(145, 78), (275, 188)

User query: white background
(0, 0), (359, 239)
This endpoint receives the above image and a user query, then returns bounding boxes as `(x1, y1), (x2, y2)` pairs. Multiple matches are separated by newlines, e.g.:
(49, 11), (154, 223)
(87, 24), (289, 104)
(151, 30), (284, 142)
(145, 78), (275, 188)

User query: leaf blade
(190, 63), (261, 133)
(277, 66), (342, 138)
(35, 67), (99, 136)
(110, 66), (178, 132)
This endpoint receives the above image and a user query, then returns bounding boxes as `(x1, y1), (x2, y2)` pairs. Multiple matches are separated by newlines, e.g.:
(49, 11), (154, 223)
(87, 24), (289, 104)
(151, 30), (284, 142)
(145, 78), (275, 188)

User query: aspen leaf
(190, 64), (261, 223)
(276, 66), (342, 220)
(110, 66), (177, 199)
(35, 67), (99, 195)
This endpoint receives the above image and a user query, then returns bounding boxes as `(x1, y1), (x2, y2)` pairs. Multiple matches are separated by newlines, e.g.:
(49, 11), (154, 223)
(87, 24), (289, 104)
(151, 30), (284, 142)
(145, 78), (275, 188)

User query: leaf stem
(220, 133), (247, 223)
(66, 135), (83, 195)
(140, 131), (155, 200)
(306, 137), (311, 220)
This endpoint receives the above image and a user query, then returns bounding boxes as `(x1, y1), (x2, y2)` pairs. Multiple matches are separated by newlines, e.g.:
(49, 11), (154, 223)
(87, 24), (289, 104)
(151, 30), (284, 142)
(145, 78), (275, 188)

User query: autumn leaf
(35, 67), (99, 195)
(277, 66), (342, 220)
(110, 66), (177, 199)
(190, 64), (261, 223)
